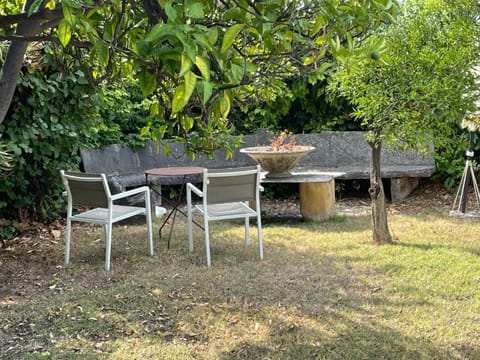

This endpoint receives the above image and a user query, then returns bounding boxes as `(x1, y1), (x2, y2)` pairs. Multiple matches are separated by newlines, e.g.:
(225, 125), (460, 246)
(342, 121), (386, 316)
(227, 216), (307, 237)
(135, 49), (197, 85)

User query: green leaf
(220, 92), (231, 119)
(135, 40), (154, 57)
(172, 84), (186, 113)
(263, 34), (275, 51)
(95, 41), (109, 68)
(150, 102), (161, 116)
(317, 62), (331, 73)
(221, 24), (245, 53)
(175, 32), (196, 63)
(103, 21), (115, 42)
(44, 0), (56, 10)
(230, 63), (243, 83)
(165, 1), (178, 22)
(179, 55), (192, 77)
(138, 69), (157, 96)
(192, 32), (213, 51)
(187, 3), (204, 19)
(205, 28), (219, 46)
(140, 125), (150, 136)
(172, 71), (197, 113)
(151, 125), (167, 140)
(183, 71), (197, 104)
(303, 56), (314, 66)
(195, 56), (210, 81)
(57, 19), (72, 47)
(63, 0), (82, 9)
(223, 8), (243, 21)
(62, 2), (74, 25)
(144, 24), (174, 42)
(180, 115), (194, 132)
(27, 0), (44, 16)
(164, 141), (171, 156)
(202, 81), (213, 104)
(311, 14), (327, 36)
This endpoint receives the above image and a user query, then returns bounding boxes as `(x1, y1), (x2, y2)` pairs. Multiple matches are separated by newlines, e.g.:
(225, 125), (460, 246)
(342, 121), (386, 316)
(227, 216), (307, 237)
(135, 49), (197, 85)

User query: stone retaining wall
(80, 129), (435, 204)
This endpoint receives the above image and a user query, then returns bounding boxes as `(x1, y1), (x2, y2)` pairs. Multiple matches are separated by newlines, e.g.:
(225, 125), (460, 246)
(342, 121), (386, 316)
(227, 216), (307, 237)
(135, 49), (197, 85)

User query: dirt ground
(261, 179), (455, 219)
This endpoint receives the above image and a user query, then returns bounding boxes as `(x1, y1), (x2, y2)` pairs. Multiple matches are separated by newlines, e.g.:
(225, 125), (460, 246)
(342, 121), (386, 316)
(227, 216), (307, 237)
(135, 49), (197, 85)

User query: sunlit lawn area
(1, 194), (480, 359)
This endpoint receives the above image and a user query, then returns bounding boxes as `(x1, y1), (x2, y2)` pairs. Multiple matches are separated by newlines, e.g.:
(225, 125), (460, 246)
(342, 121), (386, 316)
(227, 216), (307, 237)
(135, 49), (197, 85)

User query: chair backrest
(204, 166), (260, 204)
(61, 171), (110, 208)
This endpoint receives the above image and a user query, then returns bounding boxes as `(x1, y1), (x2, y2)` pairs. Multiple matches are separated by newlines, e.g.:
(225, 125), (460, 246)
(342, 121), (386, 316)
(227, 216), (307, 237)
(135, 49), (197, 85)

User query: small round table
(145, 166), (204, 178)
(145, 167), (204, 248)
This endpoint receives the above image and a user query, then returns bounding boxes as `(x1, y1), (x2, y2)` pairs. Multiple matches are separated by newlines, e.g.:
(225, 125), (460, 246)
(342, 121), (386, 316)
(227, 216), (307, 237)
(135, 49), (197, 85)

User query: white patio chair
(60, 170), (153, 271)
(186, 165), (263, 266)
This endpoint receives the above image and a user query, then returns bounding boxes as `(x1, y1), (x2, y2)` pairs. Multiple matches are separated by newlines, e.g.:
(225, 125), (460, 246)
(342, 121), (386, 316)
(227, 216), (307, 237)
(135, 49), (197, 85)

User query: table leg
(150, 173), (204, 248)
(159, 176), (188, 249)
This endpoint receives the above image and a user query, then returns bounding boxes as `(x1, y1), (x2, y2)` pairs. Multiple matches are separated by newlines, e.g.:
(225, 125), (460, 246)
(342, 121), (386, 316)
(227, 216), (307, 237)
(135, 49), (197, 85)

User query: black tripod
(450, 131), (480, 217)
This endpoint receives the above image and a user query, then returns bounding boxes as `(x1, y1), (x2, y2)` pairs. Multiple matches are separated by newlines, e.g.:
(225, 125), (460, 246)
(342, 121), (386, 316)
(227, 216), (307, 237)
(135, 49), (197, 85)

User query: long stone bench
(80, 130), (435, 220)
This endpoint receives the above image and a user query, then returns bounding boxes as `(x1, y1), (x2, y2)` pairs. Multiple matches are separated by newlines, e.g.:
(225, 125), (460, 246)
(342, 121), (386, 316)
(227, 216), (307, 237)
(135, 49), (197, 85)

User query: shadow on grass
(0, 214), (478, 359)
(262, 213), (372, 234)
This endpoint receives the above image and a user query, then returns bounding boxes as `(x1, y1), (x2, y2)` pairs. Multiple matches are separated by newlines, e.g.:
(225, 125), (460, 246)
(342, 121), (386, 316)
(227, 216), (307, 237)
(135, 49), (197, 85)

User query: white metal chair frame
(186, 165), (263, 266)
(60, 170), (153, 271)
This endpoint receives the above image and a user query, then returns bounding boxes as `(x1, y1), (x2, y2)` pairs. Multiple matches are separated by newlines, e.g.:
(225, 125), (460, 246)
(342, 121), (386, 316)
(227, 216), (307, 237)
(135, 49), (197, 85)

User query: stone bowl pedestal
(240, 146), (315, 178)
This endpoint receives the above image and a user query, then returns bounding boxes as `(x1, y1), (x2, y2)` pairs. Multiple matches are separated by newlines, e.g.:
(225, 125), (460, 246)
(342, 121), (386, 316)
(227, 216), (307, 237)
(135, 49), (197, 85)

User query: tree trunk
(368, 138), (393, 244)
(0, 0), (43, 123)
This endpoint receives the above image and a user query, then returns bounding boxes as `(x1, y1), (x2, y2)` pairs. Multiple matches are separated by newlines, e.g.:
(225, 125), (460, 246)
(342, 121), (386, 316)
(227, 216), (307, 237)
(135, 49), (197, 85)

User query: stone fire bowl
(240, 145), (315, 178)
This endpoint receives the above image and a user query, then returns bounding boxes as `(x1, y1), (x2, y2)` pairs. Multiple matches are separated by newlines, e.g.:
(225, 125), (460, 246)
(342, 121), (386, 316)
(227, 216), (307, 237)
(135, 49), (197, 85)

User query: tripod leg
(460, 161), (472, 213)
(461, 134), (476, 213)
(469, 164), (480, 209)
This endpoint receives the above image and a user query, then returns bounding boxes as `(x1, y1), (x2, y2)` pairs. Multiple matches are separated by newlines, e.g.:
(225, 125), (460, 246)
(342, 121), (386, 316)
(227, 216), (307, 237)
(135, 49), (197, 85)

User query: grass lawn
(1, 183), (480, 359)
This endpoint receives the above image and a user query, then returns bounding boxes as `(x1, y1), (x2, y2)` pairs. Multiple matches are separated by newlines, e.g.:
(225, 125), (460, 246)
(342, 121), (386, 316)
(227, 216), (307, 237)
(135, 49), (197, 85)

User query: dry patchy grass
(2, 182), (480, 359)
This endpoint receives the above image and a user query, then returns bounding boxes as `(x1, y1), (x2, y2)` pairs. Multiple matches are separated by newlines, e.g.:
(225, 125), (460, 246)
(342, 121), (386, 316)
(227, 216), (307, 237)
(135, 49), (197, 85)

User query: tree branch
(140, 0), (167, 25)
(0, 8), (62, 28)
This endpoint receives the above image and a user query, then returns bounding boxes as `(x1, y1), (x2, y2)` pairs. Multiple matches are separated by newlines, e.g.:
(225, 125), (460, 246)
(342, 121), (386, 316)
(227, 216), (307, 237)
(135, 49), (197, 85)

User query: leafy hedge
(0, 46), (152, 239)
(233, 77), (358, 134)
(0, 66), (97, 226)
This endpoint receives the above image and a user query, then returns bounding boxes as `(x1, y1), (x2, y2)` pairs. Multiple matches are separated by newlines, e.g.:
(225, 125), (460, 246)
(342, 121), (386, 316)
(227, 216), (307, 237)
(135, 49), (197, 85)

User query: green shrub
(0, 62), (98, 223)
(232, 77), (357, 135)
(0, 45), (156, 232)
(85, 83), (155, 149)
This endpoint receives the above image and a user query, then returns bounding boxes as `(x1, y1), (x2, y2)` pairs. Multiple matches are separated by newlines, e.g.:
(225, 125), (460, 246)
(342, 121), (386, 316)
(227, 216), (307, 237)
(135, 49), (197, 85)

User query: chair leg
(147, 216), (153, 256)
(187, 191), (194, 253)
(244, 217), (250, 246)
(204, 219), (211, 267)
(65, 218), (72, 266)
(103, 224), (107, 249)
(257, 214), (263, 260)
(105, 223), (112, 271)
(145, 191), (154, 256)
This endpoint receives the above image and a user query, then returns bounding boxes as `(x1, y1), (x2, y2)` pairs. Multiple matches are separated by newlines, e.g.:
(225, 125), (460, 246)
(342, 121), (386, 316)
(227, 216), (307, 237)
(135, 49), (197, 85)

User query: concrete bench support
(299, 180), (336, 221)
(262, 173), (336, 221)
(390, 177), (420, 203)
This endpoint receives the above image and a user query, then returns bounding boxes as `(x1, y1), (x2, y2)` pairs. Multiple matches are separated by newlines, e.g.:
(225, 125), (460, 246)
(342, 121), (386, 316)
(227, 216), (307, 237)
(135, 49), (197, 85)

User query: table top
(145, 166), (204, 177)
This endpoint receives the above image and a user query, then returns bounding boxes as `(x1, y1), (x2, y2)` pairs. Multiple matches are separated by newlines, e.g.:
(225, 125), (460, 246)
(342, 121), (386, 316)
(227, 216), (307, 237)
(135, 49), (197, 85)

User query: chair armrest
(111, 186), (149, 201)
(187, 182), (203, 197)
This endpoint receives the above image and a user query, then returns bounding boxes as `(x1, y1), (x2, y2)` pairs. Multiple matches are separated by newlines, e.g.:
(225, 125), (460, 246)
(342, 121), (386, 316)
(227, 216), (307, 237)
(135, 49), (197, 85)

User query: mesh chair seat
(71, 205), (146, 224)
(194, 202), (256, 218)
